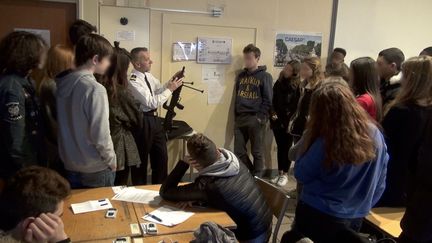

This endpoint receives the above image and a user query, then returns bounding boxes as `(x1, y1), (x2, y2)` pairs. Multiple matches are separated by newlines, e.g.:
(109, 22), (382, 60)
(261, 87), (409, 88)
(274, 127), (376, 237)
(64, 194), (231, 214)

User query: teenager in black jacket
(270, 60), (301, 187)
(377, 56), (432, 208)
(160, 133), (272, 242)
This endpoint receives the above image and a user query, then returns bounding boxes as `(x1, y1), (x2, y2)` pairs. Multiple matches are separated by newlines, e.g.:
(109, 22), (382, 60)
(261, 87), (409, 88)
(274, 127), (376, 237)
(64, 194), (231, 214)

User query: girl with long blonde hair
(377, 55), (432, 208)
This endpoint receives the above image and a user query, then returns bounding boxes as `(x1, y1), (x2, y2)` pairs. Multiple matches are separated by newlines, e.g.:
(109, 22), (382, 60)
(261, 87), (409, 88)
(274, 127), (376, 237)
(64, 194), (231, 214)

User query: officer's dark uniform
(0, 73), (46, 181)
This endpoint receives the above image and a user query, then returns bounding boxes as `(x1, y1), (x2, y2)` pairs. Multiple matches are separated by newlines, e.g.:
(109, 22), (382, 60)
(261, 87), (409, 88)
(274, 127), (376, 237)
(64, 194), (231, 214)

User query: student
(234, 44), (273, 177)
(0, 31), (47, 184)
(160, 133), (272, 243)
(39, 45), (74, 171)
(291, 81), (388, 243)
(377, 56), (432, 207)
(399, 115), (432, 243)
(56, 34), (116, 188)
(69, 19), (97, 47)
(128, 47), (183, 185)
(288, 56), (323, 141)
(101, 42), (143, 186)
(419, 46), (432, 56)
(376, 47), (405, 107)
(325, 48), (349, 80)
(270, 60), (301, 186)
(349, 57), (383, 121)
(0, 166), (71, 243)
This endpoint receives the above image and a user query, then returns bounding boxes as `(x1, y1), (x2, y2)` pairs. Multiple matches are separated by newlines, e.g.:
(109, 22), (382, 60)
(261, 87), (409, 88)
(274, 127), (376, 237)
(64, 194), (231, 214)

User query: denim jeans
(66, 168), (115, 189)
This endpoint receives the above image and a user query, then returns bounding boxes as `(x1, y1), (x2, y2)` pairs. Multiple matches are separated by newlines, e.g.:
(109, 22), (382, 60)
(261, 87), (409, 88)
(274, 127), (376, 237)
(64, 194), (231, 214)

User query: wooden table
(62, 187), (139, 242)
(134, 185), (237, 237)
(134, 233), (195, 243)
(365, 207), (405, 238)
(63, 184), (236, 242)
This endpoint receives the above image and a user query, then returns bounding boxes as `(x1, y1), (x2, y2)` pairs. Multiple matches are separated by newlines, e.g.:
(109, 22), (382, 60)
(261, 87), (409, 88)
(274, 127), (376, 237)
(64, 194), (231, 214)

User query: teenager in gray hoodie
(56, 34), (116, 188)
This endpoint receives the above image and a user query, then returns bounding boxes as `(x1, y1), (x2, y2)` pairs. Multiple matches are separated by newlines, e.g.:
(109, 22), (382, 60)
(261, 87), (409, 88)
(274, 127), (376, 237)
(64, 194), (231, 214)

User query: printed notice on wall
(172, 42), (197, 61)
(202, 64), (225, 85)
(197, 37), (232, 64)
(116, 30), (136, 41)
(15, 28), (51, 47)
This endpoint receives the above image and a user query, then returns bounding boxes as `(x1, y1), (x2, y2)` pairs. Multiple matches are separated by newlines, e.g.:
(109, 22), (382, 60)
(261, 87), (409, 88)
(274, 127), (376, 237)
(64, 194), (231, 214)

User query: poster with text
(197, 37), (232, 64)
(274, 32), (322, 67)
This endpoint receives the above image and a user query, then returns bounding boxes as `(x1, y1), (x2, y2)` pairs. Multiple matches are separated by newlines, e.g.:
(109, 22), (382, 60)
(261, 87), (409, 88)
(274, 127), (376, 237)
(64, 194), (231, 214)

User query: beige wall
(79, 0), (334, 172)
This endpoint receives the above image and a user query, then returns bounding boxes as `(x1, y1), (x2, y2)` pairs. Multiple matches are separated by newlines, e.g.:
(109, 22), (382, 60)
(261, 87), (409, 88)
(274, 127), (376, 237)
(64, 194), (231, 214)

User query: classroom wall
(79, 0), (334, 172)
(335, 0), (432, 64)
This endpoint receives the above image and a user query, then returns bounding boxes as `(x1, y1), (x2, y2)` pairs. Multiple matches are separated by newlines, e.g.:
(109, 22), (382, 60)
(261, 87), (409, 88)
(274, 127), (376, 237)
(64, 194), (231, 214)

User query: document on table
(71, 198), (113, 214)
(142, 205), (195, 227)
(112, 187), (161, 205)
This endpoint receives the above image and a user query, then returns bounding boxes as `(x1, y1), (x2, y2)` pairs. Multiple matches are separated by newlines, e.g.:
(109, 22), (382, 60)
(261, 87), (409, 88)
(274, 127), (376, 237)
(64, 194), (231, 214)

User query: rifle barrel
(183, 85), (204, 93)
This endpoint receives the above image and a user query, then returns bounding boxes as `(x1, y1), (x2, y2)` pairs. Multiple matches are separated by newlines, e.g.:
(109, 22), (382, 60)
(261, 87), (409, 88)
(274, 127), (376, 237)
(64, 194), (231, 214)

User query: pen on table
(146, 213), (162, 222)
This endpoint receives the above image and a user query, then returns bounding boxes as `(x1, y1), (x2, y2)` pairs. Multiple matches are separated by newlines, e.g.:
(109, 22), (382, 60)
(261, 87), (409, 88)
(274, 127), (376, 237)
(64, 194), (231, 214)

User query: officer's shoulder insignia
(5, 102), (22, 121)
(130, 74), (137, 81)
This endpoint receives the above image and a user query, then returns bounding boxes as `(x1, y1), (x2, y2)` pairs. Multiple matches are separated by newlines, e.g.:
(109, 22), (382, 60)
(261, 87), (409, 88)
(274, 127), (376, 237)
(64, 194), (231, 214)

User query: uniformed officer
(128, 47), (183, 185)
(0, 31), (47, 183)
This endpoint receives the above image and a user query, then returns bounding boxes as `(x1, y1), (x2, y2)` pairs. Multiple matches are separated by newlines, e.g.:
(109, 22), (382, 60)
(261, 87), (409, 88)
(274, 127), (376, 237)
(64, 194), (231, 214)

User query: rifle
(163, 66), (204, 133)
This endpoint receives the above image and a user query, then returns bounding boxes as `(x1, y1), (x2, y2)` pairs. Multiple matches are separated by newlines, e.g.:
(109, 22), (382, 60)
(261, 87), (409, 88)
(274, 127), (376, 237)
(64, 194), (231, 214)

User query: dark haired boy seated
(160, 133), (272, 243)
(0, 166), (71, 243)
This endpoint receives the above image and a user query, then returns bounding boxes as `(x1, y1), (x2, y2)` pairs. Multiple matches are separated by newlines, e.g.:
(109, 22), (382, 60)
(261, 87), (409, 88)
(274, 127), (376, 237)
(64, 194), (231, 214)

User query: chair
(255, 176), (292, 243)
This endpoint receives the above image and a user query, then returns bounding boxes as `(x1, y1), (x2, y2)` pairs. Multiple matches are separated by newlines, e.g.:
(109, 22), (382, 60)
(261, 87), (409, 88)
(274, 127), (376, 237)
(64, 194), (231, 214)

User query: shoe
(276, 175), (288, 187)
(271, 176), (280, 184)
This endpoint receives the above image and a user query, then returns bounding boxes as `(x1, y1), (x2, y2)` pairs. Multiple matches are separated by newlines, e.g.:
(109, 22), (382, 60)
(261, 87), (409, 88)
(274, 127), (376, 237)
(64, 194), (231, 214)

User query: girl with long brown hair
(39, 44), (74, 172)
(291, 81), (388, 242)
(349, 57), (383, 121)
(377, 56), (432, 209)
(101, 42), (143, 186)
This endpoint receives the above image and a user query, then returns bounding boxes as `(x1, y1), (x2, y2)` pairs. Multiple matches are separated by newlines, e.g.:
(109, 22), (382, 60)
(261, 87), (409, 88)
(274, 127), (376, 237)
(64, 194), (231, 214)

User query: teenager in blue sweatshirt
(234, 44), (272, 177)
(289, 81), (388, 243)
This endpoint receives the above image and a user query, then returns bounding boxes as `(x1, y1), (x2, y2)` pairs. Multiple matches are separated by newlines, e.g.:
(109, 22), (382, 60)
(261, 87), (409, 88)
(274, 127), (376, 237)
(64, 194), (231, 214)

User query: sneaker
(270, 176), (280, 184)
(276, 175), (288, 187)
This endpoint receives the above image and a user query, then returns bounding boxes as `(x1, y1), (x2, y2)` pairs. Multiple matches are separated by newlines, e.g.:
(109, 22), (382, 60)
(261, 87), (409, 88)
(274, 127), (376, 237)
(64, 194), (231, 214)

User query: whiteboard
(99, 5), (150, 52)
(334, 0), (432, 64)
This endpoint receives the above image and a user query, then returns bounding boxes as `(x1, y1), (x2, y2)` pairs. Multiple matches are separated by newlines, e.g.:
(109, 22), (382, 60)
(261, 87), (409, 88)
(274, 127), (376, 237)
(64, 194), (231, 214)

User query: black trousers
(131, 115), (168, 185)
(272, 126), (293, 173)
(234, 114), (265, 177)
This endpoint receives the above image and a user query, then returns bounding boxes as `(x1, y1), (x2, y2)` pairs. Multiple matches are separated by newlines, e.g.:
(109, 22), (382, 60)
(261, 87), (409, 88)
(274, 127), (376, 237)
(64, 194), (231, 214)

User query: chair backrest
(255, 176), (290, 218)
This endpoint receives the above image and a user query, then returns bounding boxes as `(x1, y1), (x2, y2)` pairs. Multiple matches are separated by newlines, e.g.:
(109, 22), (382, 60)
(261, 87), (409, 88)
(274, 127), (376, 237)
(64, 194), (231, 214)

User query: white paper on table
(112, 186), (136, 194)
(207, 82), (226, 104)
(142, 205), (194, 227)
(71, 198), (112, 214)
(112, 187), (161, 205)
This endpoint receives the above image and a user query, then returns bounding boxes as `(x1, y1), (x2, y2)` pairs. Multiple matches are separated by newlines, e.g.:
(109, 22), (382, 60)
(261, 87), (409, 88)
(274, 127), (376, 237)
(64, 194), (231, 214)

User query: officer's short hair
(75, 34), (113, 67)
(0, 166), (71, 231)
(131, 47), (149, 62)
(69, 20), (97, 46)
(0, 31), (46, 76)
(379, 47), (405, 71)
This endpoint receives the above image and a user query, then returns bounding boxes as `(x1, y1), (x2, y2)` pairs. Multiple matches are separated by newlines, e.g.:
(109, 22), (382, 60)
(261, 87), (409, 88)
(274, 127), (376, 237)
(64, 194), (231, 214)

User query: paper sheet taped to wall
(202, 64), (225, 85)
(207, 82), (226, 105)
